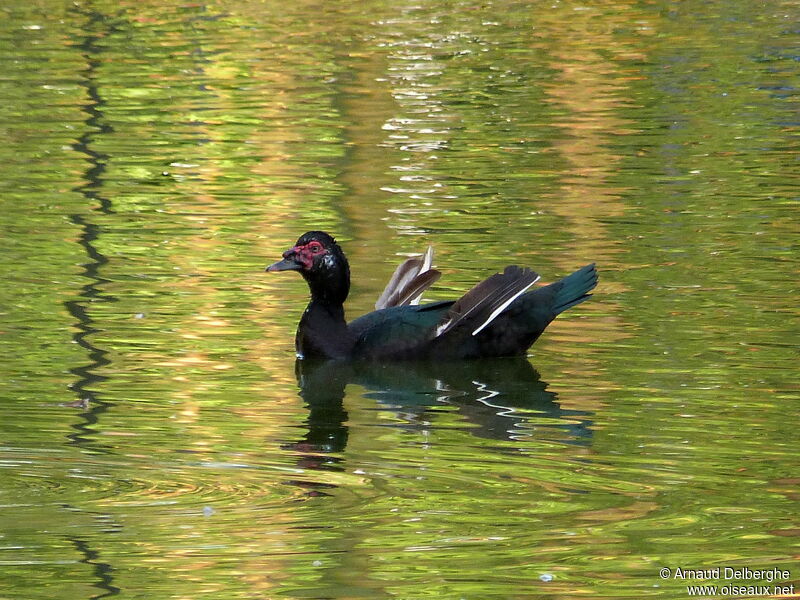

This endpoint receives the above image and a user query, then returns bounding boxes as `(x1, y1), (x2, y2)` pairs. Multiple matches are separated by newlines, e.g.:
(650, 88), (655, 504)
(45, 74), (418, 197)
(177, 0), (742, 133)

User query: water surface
(0, 1), (797, 598)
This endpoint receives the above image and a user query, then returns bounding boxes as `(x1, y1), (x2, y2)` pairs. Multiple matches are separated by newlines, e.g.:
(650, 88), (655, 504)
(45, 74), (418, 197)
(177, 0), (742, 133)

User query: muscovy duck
(266, 231), (597, 361)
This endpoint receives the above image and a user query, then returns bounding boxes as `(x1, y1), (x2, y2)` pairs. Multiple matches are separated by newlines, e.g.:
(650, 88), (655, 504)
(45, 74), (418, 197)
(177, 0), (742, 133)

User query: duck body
(267, 231), (597, 361)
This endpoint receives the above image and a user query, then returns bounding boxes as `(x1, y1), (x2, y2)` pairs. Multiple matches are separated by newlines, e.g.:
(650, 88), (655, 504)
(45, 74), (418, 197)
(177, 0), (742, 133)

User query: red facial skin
(286, 241), (327, 270)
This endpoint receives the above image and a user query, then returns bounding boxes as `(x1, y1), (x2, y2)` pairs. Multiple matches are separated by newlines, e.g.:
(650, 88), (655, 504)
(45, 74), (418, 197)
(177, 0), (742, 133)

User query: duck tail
(550, 263), (598, 315)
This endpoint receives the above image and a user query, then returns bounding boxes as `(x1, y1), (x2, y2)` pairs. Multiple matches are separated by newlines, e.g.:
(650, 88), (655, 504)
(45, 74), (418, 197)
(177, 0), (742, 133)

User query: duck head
(266, 231), (350, 305)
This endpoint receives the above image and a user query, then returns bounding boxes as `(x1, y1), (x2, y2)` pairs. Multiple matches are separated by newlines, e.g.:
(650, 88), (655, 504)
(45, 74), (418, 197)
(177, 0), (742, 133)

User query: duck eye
(308, 242), (323, 253)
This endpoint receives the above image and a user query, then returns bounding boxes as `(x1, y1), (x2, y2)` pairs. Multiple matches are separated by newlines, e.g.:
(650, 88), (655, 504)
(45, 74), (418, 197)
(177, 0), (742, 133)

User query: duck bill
(266, 257), (301, 272)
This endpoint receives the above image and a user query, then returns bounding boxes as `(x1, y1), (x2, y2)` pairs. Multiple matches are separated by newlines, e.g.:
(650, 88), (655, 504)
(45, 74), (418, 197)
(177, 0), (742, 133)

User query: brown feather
(375, 247), (439, 309)
(387, 269), (441, 308)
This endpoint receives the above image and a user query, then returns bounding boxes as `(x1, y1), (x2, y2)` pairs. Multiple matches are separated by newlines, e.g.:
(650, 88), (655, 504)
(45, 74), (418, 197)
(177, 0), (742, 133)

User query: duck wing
(375, 246), (441, 310)
(349, 301), (453, 360)
(434, 266), (540, 338)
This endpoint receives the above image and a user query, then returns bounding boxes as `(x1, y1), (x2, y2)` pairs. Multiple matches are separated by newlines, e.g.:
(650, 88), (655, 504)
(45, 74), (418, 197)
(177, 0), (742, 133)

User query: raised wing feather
(375, 246), (441, 310)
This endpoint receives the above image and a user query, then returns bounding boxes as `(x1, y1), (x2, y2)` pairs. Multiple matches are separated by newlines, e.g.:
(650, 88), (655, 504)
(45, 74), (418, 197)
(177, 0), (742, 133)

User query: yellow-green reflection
(0, 0), (796, 599)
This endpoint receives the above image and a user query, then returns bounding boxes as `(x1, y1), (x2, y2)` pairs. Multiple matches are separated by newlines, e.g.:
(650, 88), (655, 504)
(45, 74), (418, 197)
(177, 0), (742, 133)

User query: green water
(1, 1), (797, 598)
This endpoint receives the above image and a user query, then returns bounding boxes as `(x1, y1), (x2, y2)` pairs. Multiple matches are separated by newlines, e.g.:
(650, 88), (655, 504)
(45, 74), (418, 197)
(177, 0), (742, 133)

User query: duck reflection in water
(287, 357), (593, 463)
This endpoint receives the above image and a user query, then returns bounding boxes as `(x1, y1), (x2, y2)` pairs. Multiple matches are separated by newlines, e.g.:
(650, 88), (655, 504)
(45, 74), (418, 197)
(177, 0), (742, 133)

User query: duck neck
(306, 276), (349, 307)
(296, 262), (353, 359)
(297, 299), (353, 360)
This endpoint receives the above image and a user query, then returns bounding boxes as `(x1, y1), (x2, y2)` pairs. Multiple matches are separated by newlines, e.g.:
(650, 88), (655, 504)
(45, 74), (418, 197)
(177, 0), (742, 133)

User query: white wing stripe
(410, 246), (434, 306)
(470, 275), (540, 336)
